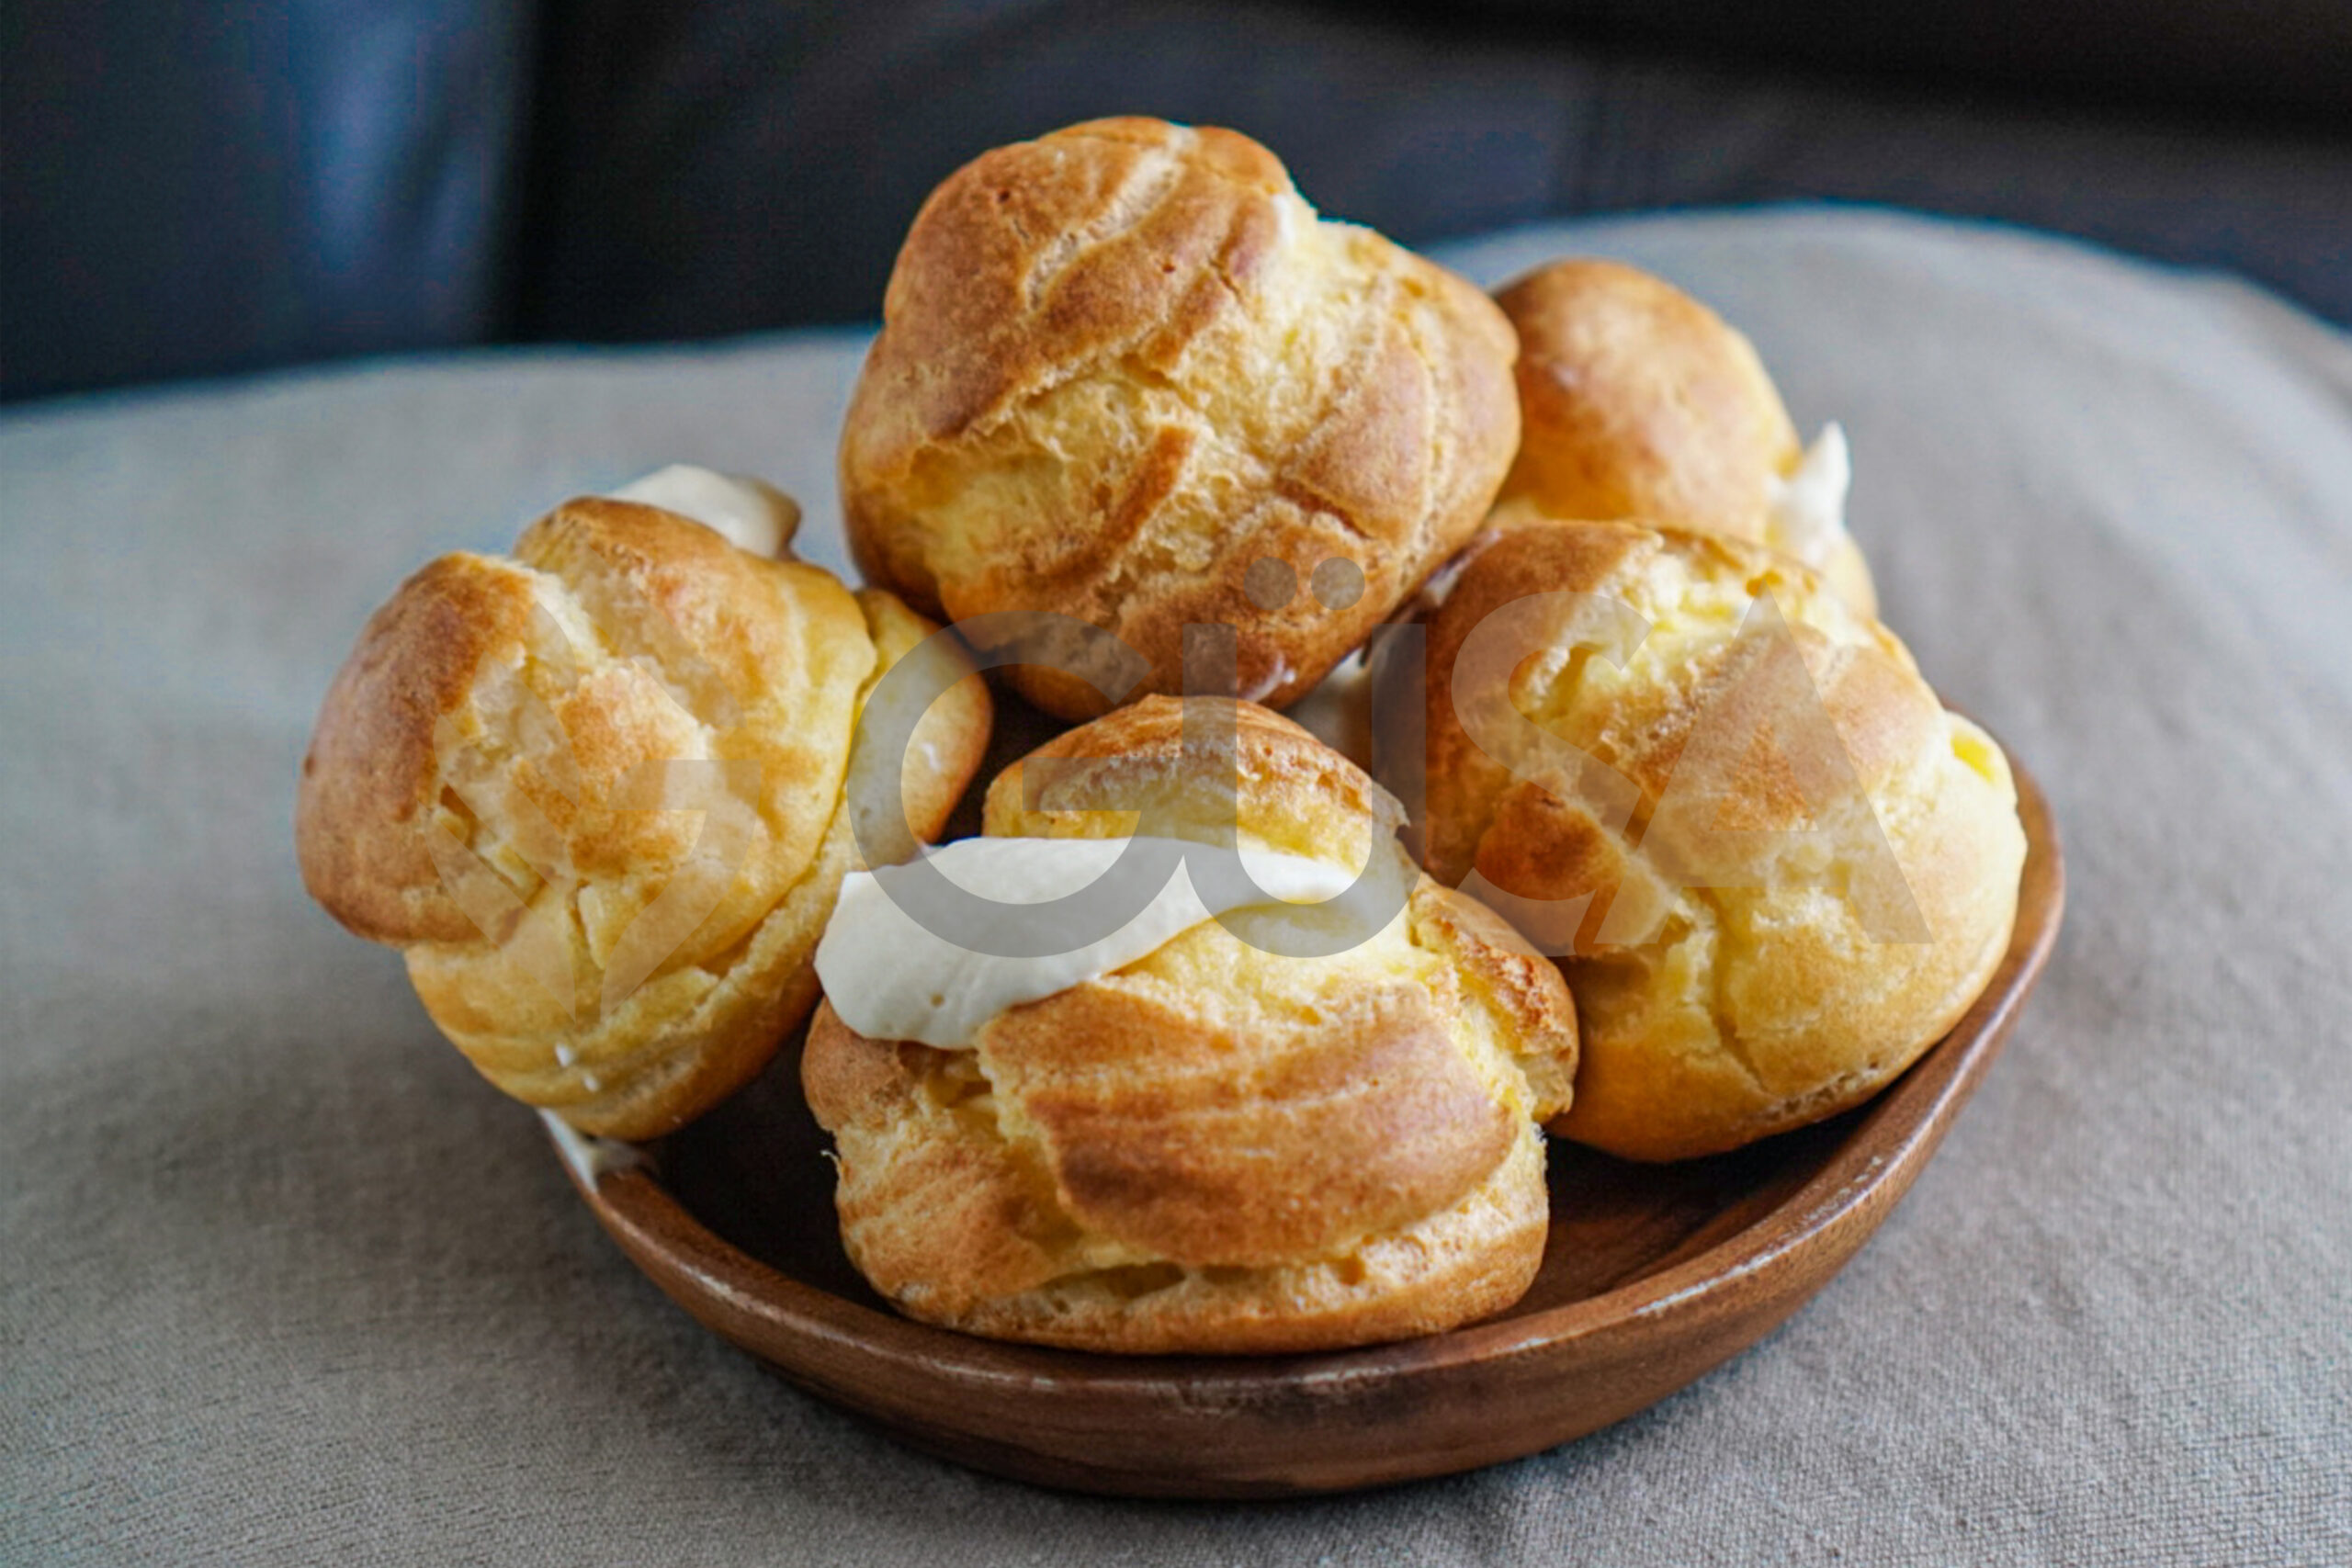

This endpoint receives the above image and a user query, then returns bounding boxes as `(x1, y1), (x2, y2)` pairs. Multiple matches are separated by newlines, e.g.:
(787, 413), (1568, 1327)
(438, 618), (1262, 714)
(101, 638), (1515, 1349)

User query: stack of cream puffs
(299, 116), (2024, 1354)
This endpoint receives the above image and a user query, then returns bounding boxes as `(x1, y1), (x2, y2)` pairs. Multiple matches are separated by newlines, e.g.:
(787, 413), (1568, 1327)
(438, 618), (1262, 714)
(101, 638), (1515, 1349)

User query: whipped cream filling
(608, 464), (802, 558)
(1765, 423), (1851, 568)
(815, 835), (1358, 1048)
(540, 1110), (645, 1183)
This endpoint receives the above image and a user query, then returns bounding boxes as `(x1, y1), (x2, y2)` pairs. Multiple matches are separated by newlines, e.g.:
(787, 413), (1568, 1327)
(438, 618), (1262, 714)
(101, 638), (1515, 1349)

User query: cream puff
(296, 469), (992, 1139)
(1495, 258), (1878, 615)
(1408, 517), (2020, 1161)
(803, 697), (1577, 1353)
(838, 117), (1521, 719)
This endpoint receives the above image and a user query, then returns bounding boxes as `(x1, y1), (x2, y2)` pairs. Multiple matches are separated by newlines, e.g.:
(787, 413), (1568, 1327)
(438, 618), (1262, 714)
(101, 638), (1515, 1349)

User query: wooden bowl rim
(558, 739), (2064, 1407)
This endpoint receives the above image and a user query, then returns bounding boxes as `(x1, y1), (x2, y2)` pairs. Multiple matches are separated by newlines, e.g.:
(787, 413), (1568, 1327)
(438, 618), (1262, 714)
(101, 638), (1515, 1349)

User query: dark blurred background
(5, 0), (2347, 403)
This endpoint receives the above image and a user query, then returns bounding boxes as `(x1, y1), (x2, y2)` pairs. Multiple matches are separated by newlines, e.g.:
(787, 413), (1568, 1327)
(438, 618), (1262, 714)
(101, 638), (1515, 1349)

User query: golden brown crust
(1406, 517), (2022, 1160)
(803, 1003), (1549, 1355)
(1495, 259), (1877, 615)
(298, 553), (540, 944)
(296, 497), (991, 1139)
(1416, 519), (1649, 889)
(1407, 877), (1580, 1120)
(840, 118), (1520, 718)
(982, 694), (1402, 869)
(804, 697), (1577, 1352)
(987, 980), (1513, 1267)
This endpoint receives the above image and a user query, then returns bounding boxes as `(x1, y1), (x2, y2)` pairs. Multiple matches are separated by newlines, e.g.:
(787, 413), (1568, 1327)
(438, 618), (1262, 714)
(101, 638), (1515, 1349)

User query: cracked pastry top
(1493, 257), (1880, 617)
(1405, 518), (2022, 1161)
(801, 697), (1579, 1354)
(295, 486), (991, 1140)
(837, 117), (1521, 720)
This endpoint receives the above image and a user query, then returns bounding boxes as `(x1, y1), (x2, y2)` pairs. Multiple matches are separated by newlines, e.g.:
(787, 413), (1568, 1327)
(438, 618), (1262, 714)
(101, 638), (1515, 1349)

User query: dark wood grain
(554, 743), (2064, 1498)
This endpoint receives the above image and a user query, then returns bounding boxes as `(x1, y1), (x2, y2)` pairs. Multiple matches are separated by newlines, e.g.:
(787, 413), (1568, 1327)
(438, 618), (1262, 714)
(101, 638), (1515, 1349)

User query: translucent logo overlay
(433, 566), (1927, 1014)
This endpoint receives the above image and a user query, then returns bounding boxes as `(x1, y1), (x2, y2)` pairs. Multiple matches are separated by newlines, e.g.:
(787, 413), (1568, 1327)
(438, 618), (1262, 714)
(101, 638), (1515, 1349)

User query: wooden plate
(549, 748), (2063, 1498)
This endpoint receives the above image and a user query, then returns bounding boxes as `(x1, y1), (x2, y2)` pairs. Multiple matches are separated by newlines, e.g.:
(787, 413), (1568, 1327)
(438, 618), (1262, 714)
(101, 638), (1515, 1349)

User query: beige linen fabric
(4, 210), (2347, 1565)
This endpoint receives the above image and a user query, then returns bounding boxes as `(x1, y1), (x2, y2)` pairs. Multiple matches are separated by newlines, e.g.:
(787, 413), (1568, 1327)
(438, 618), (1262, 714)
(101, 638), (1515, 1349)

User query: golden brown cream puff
(839, 118), (1521, 719)
(803, 697), (1577, 1352)
(297, 471), (991, 1139)
(1406, 517), (2020, 1160)
(1495, 258), (1878, 615)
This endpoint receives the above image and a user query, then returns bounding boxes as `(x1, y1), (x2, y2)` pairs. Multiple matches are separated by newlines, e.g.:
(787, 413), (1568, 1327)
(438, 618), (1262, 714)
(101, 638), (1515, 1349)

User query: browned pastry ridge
(1495, 257), (1879, 615)
(839, 117), (1521, 719)
(297, 497), (991, 1138)
(1406, 518), (2022, 1161)
(803, 697), (1579, 1353)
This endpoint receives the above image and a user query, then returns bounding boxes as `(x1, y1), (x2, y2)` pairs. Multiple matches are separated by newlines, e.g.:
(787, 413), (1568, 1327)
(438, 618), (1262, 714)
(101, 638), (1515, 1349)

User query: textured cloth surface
(4, 210), (2348, 1565)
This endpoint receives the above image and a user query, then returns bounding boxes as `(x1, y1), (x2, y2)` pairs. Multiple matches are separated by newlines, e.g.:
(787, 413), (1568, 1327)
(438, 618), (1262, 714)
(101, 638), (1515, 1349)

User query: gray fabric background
(4, 210), (2347, 1564)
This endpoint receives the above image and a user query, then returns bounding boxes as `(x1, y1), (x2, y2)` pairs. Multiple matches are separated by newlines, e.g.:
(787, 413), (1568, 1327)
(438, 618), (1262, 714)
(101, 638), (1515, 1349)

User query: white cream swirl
(609, 464), (802, 558)
(814, 835), (1357, 1048)
(1766, 423), (1851, 568)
